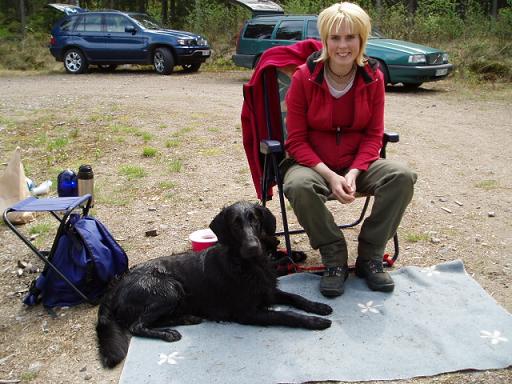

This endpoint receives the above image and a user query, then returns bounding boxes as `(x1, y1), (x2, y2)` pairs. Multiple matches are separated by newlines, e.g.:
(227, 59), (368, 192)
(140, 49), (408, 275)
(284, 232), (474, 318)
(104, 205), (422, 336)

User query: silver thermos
(77, 164), (94, 207)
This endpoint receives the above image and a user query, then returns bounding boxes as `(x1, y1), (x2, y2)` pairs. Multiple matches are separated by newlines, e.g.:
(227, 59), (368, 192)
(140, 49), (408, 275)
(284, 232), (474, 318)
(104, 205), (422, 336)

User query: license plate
(436, 68), (448, 76)
(202, 50), (210, 56)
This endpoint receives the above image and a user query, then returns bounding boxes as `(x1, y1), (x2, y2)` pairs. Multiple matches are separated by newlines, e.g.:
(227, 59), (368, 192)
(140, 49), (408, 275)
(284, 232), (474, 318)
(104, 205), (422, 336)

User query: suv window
(275, 20), (303, 40)
(59, 18), (75, 32)
(306, 20), (320, 39)
(105, 14), (132, 33)
(244, 22), (276, 39)
(74, 14), (103, 32)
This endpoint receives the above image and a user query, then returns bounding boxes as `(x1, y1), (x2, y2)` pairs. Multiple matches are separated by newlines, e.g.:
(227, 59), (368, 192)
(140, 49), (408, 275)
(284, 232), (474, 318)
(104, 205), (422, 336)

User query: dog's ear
(209, 208), (230, 245)
(255, 204), (276, 236)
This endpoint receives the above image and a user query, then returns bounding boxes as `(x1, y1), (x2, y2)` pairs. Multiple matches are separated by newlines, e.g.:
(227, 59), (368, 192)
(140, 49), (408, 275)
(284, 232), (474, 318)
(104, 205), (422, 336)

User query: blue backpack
(24, 214), (128, 308)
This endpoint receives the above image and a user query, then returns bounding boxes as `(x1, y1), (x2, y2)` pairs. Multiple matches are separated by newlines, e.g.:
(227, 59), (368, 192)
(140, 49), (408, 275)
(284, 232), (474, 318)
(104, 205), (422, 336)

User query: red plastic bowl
(189, 228), (218, 252)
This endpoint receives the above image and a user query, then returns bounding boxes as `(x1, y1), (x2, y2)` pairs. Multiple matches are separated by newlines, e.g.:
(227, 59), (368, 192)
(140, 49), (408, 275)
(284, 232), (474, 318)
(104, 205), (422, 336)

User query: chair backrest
(262, 65), (295, 153)
(241, 39), (322, 200)
(276, 66), (294, 142)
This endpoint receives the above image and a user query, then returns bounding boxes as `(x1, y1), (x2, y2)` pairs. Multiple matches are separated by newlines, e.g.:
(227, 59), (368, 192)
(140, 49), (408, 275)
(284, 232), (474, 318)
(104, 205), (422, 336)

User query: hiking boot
(320, 265), (349, 298)
(355, 258), (395, 292)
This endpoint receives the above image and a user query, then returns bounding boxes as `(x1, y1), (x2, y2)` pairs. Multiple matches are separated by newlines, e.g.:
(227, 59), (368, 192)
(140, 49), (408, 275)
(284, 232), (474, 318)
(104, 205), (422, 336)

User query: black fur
(96, 201), (332, 368)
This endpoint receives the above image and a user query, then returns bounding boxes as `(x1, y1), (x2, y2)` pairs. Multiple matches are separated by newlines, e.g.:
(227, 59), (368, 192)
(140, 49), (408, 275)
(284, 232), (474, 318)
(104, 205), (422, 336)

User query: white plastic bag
(0, 147), (35, 224)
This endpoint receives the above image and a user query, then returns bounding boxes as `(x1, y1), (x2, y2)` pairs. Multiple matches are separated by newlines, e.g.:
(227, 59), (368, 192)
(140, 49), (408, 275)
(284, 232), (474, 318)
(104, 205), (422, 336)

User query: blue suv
(48, 4), (211, 75)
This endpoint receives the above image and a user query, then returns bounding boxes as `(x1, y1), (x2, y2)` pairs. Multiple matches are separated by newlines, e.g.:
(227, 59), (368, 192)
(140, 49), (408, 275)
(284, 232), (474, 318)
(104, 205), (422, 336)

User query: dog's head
(209, 201), (277, 259)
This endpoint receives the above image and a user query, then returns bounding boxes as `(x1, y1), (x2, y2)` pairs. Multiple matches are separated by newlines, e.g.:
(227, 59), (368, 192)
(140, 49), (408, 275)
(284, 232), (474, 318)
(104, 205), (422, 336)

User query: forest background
(0, 0), (511, 84)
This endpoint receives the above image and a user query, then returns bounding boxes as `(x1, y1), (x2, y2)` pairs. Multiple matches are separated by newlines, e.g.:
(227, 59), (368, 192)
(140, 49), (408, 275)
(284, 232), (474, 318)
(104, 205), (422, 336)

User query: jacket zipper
(336, 126), (341, 145)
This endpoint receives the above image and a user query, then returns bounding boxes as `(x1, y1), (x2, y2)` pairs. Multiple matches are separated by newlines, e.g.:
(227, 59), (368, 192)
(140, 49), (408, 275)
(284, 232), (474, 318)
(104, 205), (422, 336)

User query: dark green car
(231, 0), (453, 89)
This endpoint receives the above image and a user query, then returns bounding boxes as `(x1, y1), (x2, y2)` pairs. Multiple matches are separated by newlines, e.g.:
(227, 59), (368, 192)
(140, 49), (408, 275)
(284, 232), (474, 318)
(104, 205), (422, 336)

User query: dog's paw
(307, 316), (332, 330)
(161, 329), (182, 342)
(310, 302), (333, 316)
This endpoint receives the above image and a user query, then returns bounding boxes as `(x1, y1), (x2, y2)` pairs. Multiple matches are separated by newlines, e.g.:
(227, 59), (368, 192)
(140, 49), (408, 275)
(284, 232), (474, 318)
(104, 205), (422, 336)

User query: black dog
(96, 201), (332, 368)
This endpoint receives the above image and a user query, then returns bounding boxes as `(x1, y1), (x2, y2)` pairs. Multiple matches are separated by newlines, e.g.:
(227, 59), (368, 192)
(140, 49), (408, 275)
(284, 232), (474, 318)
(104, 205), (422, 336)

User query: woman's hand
(313, 163), (357, 204)
(344, 168), (361, 195)
(327, 173), (356, 204)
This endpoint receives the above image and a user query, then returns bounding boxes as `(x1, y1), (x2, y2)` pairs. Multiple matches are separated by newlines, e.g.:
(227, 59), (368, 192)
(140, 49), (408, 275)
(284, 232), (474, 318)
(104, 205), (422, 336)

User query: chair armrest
(381, 131), (399, 159)
(260, 139), (283, 155)
(384, 131), (399, 144)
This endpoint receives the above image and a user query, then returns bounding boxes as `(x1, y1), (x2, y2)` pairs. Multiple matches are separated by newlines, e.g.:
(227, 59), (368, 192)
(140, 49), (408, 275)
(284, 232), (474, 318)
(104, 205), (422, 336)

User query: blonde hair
(316, 2), (371, 66)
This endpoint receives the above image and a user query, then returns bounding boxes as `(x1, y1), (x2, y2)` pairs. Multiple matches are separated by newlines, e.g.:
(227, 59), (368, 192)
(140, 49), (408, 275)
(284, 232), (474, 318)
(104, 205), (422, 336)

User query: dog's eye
(247, 213), (260, 226)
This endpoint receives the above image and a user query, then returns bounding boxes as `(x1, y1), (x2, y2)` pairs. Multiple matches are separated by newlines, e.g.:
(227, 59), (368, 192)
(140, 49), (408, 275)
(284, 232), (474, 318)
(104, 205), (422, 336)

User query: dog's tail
(96, 300), (129, 368)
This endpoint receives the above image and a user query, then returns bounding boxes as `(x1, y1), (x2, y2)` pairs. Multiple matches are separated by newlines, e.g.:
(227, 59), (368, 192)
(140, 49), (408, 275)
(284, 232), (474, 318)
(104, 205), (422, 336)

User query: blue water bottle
(57, 169), (78, 197)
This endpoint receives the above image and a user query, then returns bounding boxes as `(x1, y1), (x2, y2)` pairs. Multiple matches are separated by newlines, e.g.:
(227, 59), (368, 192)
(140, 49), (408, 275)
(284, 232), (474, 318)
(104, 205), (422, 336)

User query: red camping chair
(241, 40), (400, 274)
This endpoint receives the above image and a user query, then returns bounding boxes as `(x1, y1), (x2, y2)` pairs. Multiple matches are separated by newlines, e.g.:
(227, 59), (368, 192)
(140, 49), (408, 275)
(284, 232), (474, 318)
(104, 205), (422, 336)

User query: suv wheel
(153, 48), (174, 75)
(64, 49), (88, 74)
(182, 63), (201, 73)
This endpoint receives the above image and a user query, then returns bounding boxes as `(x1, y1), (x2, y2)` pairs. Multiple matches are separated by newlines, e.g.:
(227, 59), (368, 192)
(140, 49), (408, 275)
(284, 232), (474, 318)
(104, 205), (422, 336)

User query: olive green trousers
(281, 159), (417, 267)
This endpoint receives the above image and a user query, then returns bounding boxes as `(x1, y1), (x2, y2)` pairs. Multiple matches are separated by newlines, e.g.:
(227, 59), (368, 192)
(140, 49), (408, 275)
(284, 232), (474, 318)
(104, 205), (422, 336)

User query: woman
(282, 2), (417, 297)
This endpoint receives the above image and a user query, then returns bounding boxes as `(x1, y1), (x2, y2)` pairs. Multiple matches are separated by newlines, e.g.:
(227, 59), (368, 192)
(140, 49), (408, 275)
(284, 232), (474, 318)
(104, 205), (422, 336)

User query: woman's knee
(283, 168), (327, 201)
(389, 165), (417, 197)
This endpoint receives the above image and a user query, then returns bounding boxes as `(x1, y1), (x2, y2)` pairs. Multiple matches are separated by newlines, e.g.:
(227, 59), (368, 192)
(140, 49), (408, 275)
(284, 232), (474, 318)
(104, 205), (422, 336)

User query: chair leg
(271, 154), (294, 265)
(383, 233), (400, 267)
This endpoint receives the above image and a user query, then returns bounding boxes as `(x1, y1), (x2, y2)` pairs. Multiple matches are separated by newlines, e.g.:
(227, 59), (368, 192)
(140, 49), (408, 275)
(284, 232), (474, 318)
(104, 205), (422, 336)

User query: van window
(306, 20), (320, 39)
(275, 20), (303, 40)
(243, 22), (276, 39)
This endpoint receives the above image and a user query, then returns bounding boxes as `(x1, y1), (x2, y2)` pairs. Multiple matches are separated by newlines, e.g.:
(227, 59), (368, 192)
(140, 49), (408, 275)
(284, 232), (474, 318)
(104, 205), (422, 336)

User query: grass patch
(47, 137), (69, 152)
(119, 164), (146, 179)
(171, 127), (193, 137)
(165, 139), (180, 148)
(109, 123), (139, 135)
(20, 371), (38, 381)
(475, 179), (499, 190)
(158, 181), (177, 189)
(202, 148), (222, 156)
(139, 131), (153, 142)
(404, 232), (429, 243)
(168, 159), (182, 173)
(142, 147), (158, 157)
(28, 222), (53, 236)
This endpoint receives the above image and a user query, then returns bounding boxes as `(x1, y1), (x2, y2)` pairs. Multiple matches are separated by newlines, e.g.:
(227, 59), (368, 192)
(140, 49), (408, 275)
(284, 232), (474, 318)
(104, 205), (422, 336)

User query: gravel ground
(0, 68), (510, 383)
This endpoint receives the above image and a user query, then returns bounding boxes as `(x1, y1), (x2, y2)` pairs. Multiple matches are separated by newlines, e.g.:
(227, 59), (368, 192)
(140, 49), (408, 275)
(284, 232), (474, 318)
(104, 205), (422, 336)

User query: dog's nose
(242, 238), (262, 258)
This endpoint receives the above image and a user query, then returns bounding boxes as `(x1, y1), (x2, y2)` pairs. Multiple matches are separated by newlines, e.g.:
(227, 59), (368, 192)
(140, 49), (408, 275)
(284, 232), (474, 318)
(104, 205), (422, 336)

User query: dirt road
(0, 69), (511, 383)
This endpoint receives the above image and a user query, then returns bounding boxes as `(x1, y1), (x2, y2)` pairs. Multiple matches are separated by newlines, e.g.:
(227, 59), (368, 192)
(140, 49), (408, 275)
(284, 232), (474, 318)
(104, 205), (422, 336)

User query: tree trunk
(407, 0), (417, 15)
(491, 0), (498, 20)
(375, 0), (382, 12)
(162, 0), (168, 25)
(170, 0), (176, 23)
(19, 0), (26, 37)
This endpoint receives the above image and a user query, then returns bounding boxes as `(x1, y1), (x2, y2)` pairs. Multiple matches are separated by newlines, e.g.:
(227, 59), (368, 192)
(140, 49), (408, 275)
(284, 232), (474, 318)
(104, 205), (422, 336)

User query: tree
(19, 0), (25, 36)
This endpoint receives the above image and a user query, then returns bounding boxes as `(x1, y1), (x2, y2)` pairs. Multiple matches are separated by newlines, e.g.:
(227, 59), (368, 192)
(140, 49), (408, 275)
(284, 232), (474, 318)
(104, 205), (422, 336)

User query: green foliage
(0, 0), (510, 83)
(496, 2), (512, 39)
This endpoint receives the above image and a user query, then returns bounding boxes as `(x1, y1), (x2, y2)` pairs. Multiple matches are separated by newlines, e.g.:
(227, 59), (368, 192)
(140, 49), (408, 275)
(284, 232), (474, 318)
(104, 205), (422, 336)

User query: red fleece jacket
(285, 53), (385, 172)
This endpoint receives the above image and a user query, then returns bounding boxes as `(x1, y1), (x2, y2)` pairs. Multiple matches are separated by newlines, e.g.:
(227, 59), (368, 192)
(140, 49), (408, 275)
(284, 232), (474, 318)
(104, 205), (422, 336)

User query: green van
(231, 0), (453, 89)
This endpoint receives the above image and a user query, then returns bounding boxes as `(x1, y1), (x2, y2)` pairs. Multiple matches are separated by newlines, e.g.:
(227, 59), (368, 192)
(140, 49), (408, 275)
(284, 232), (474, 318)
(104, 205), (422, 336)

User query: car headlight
(442, 53), (449, 62)
(197, 37), (208, 46)
(177, 39), (192, 46)
(408, 54), (426, 64)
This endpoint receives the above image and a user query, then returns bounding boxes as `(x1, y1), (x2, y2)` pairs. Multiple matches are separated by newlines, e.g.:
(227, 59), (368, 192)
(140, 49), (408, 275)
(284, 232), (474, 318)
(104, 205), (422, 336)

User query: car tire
(98, 64), (117, 72)
(153, 47), (174, 75)
(402, 83), (423, 90)
(376, 59), (390, 86)
(64, 48), (88, 74)
(182, 63), (201, 73)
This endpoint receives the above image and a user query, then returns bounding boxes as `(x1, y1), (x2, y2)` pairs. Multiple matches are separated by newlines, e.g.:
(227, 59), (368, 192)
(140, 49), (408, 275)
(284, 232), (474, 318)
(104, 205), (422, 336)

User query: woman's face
(326, 21), (360, 69)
